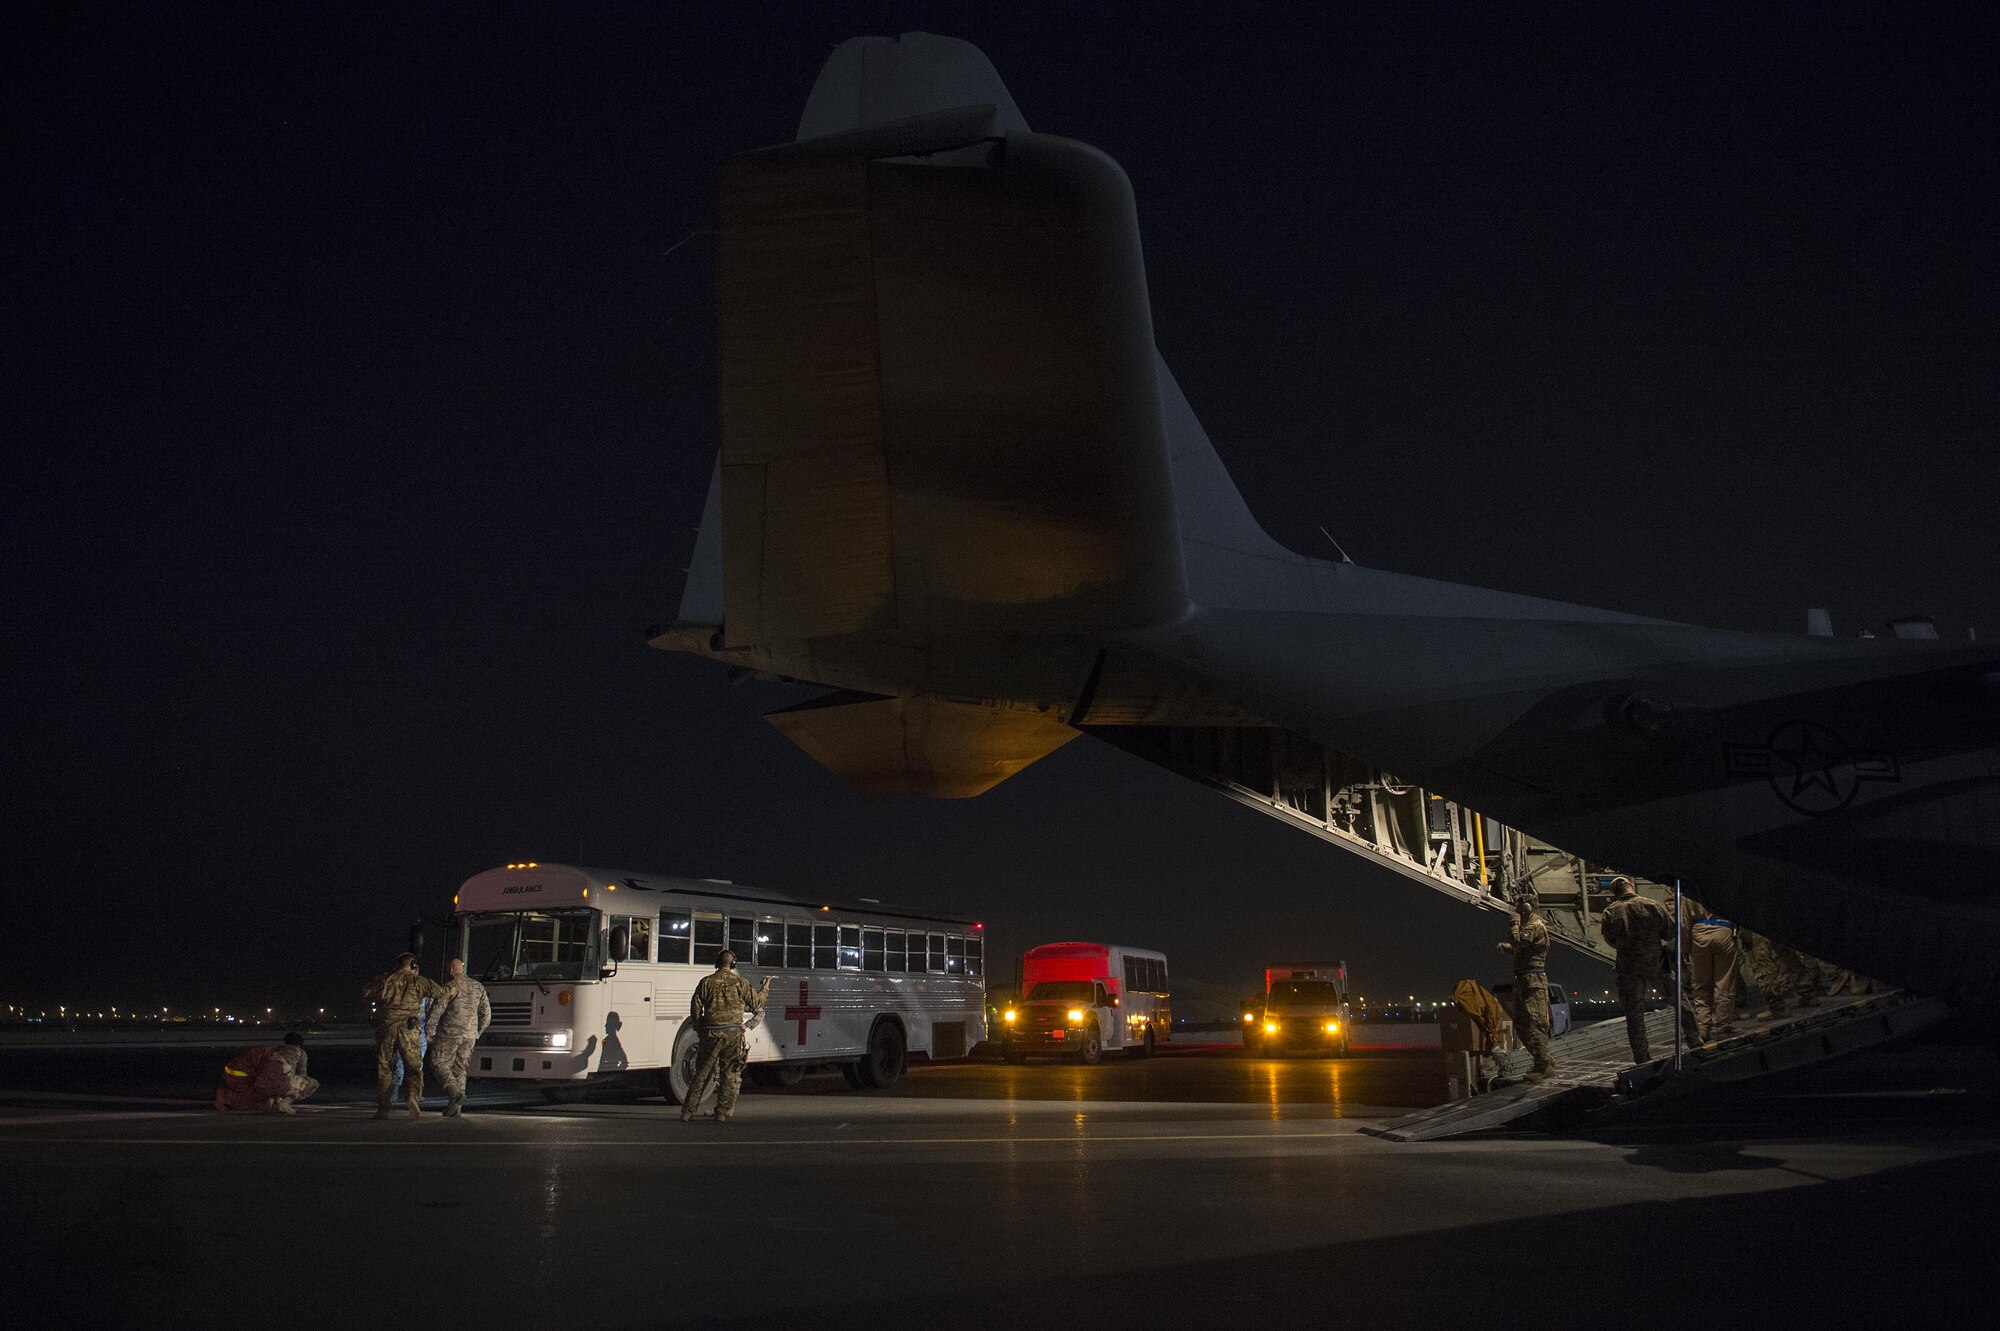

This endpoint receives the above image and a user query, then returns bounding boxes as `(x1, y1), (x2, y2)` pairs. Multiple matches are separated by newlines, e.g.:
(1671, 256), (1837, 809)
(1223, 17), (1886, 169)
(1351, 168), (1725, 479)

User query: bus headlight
(1264, 1021), (1278, 1034)
(547, 1031), (571, 1049)
(1067, 1009), (1084, 1023)
(1002, 1009), (1016, 1023)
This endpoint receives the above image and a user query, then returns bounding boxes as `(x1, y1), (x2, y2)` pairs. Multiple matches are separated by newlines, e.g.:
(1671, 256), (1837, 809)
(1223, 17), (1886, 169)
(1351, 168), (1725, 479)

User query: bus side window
(728, 918), (754, 964)
(838, 925), (860, 969)
(927, 933), (946, 974)
(693, 916), (723, 967)
(660, 912), (692, 965)
(812, 923), (836, 969)
(785, 921), (811, 970)
(946, 935), (966, 973)
(755, 919), (785, 969)
(862, 928), (885, 972)
(884, 930), (906, 973)
(966, 936), (984, 978)
(1124, 956), (1138, 991)
(628, 917), (653, 964)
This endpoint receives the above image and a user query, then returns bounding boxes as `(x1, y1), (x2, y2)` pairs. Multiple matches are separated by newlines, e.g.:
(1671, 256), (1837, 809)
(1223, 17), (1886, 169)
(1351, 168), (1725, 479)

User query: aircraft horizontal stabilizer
(764, 692), (1079, 798)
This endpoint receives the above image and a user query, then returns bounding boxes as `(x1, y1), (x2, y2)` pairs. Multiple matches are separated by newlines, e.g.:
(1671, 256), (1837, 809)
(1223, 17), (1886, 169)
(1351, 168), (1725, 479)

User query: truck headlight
(1067, 1009), (1084, 1023)
(1243, 1012), (1254, 1022)
(1003, 1009), (1016, 1023)
(547, 1031), (570, 1049)
(1264, 1021), (1278, 1034)
(1324, 1021), (1339, 1034)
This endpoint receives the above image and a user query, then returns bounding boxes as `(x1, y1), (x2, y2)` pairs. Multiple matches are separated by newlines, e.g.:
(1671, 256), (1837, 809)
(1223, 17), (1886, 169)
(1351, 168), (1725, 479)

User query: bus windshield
(1268, 981), (1343, 1007)
(1025, 981), (1094, 1003)
(465, 910), (598, 982)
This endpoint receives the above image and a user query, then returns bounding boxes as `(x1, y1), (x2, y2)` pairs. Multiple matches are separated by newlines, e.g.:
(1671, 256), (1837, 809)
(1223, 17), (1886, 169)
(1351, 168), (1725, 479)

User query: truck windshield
(1268, 981), (1343, 1006)
(1025, 981), (1094, 1002)
(465, 910), (598, 982)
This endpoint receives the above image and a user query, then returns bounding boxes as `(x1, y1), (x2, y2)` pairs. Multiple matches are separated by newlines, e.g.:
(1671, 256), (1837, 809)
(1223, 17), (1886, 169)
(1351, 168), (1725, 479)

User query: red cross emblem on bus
(784, 982), (821, 1046)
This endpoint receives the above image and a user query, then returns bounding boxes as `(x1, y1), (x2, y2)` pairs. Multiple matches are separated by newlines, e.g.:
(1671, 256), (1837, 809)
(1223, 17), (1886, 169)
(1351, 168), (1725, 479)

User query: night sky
(7, 3), (1995, 1015)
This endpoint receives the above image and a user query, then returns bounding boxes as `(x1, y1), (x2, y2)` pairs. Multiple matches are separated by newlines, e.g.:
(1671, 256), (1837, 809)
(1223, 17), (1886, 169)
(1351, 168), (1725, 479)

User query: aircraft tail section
(697, 33), (1190, 653)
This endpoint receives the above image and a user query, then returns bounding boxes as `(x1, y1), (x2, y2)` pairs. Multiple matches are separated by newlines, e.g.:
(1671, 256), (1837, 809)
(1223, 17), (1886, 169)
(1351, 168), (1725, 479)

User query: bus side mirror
(609, 925), (629, 963)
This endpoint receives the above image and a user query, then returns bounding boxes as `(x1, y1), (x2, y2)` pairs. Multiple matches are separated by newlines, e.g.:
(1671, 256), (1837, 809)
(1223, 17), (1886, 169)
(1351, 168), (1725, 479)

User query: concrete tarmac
(4, 1038), (1994, 1329)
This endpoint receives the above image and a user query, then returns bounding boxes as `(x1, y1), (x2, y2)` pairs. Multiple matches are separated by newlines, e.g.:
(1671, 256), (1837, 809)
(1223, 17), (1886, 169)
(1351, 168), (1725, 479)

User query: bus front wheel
(855, 1019), (907, 1090)
(1076, 1023), (1104, 1066)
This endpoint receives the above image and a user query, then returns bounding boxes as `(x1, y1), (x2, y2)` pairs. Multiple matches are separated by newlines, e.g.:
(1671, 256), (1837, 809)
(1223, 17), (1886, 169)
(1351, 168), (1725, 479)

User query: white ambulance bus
(455, 863), (987, 1104)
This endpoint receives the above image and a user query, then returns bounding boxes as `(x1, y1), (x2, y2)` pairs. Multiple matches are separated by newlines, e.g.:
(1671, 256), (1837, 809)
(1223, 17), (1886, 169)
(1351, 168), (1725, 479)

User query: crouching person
(215, 1032), (318, 1114)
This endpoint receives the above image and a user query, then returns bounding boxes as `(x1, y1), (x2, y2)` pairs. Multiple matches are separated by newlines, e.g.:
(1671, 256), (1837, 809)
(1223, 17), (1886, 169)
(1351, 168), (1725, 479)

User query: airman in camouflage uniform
(1497, 894), (1555, 1078)
(681, 951), (769, 1123)
(1741, 929), (1822, 1019)
(425, 957), (491, 1118)
(1598, 876), (1674, 1063)
(369, 953), (458, 1119)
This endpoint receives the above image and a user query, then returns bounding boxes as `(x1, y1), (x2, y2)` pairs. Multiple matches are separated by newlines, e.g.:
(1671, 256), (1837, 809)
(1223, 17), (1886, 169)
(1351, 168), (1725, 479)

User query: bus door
(603, 915), (657, 1072)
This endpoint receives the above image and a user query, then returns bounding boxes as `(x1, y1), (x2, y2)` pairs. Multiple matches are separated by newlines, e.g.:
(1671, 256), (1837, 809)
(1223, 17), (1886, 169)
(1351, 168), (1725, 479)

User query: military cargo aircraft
(651, 33), (1999, 1001)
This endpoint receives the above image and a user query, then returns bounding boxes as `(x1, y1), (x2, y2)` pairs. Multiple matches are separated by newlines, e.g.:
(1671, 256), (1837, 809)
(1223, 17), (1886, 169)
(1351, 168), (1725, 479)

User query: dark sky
(6, 2), (1995, 1014)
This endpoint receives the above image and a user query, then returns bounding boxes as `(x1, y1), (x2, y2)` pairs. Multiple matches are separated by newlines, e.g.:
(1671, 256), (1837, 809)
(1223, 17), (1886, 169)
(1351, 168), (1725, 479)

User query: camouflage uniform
(1500, 909), (1555, 1076)
(1741, 930), (1820, 1017)
(373, 968), (457, 1112)
(683, 968), (766, 1120)
(270, 1042), (319, 1106)
(425, 974), (491, 1107)
(1599, 891), (1673, 1063)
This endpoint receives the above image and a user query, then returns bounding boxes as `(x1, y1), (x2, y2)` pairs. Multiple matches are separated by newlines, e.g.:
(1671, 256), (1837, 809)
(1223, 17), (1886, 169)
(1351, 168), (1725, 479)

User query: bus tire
(542, 1082), (588, 1105)
(840, 1060), (867, 1089)
(855, 1018), (906, 1089)
(664, 1023), (711, 1108)
(749, 1064), (805, 1089)
(1127, 1028), (1155, 1060)
(1077, 1022), (1104, 1066)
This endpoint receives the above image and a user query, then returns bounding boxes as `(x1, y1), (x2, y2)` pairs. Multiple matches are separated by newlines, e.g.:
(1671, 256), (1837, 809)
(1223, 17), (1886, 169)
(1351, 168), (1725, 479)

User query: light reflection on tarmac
(1, 1039), (1993, 1327)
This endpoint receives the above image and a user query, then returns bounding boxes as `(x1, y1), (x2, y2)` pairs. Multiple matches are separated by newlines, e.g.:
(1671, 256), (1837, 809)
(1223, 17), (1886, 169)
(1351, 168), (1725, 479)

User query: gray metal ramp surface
(1360, 992), (1945, 1143)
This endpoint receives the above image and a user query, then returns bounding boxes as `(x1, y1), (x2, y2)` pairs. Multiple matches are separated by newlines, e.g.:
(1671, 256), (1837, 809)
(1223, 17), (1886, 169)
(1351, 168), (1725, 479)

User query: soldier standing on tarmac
(1598, 876), (1674, 1064)
(369, 953), (458, 1120)
(1496, 893), (1556, 1079)
(425, 958), (491, 1118)
(681, 950), (770, 1123)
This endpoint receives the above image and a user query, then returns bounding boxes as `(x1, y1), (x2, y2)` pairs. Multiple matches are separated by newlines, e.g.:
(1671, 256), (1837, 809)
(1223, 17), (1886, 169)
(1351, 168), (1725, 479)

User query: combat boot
(270, 1098), (296, 1115)
(714, 1111), (733, 1123)
(375, 1100), (393, 1120)
(406, 1091), (423, 1120)
(443, 1095), (462, 1118)
(678, 1107), (695, 1123)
